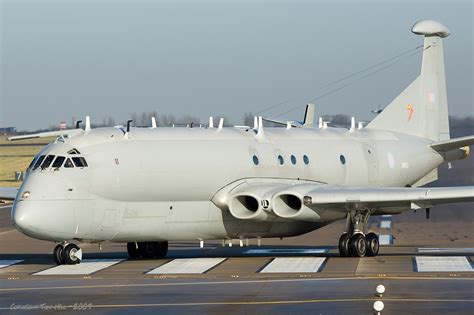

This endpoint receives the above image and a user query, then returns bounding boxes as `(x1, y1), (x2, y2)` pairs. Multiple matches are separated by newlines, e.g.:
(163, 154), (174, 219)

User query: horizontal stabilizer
(0, 187), (18, 200)
(430, 135), (474, 152)
(8, 129), (83, 141)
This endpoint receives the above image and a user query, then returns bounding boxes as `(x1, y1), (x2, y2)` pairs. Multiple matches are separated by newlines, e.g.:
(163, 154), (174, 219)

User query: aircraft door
(364, 143), (378, 184)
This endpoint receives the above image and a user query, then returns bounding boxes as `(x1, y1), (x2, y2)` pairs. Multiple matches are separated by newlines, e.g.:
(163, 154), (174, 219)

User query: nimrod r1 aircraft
(3, 20), (474, 264)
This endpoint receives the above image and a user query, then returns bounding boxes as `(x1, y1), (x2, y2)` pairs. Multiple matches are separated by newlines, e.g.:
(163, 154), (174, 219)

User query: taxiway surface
(0, 203), (473, 314)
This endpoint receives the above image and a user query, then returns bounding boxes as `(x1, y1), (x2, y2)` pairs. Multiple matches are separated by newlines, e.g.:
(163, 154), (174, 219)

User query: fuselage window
(252, 155), (259, 166)
(52, 156), (66, 168)
(303, 155), (310, 165)
(32, 155), (45, 170)
(41, 155), (55, 169)
(64, 158), (74, 168)
(340, 155), (346, 165)
(278, 155), (284, 165)
(290, 155), (297, 165)
(72, 157), (88, 168)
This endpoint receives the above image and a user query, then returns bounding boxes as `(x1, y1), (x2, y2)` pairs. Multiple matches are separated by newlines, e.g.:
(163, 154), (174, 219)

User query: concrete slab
(34, 259), (124, 275)
(147, 258), (226, 274)
(415, 256), (473, 272)
(259, 257), (326, 273)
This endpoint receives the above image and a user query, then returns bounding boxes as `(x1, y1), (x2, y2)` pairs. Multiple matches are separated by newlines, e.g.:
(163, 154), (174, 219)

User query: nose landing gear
(53, 243), (82, 265)
(338, 210), (380, 257)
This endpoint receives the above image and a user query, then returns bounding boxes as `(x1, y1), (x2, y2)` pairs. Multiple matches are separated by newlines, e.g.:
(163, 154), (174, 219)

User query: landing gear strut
(53, 243), (82, 265)
(127, 241), (168, 259)
(338, 210), (380, 257)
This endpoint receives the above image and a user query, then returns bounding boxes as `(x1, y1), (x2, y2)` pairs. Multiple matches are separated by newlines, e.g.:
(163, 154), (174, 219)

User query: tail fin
(367, 20), (451, 141)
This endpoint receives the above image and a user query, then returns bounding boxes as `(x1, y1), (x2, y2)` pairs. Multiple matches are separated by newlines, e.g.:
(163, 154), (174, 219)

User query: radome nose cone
(12, 201), (34, 234)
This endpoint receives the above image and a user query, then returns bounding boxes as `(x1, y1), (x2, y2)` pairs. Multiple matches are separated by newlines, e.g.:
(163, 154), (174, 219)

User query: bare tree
(243, 112), (254, 126)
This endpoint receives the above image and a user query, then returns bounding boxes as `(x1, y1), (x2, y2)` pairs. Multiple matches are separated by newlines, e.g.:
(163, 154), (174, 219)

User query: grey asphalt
(0, 204), (473, 314)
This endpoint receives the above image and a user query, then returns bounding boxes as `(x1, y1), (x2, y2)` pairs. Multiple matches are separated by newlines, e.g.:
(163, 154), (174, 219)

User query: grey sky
(1, 0), (472, 130)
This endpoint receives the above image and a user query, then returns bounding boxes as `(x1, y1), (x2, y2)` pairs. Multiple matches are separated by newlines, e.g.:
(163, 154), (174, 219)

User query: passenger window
(278, 155), (284, 165)
(64, 158), (74, 168)
(72, 157), (88, 168)
(252, 155), (259, 166)
(303, 155), (310, 165)
(33, 155), (45, 170)
(52, 156), (66, 168)
(41, 155), (55, 169)
(290, 155), (297, 165)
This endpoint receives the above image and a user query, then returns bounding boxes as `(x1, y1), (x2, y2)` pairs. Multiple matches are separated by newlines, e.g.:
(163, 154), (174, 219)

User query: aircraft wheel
(62, 243), (81, 265)
(155, 241), (168, 258)
(338, 233), (351, 257)
(365, 233), (379, 257)
(349, 233), (367, 257)
(138, 242), (155, 258)
(127, 242), (140, 259)
(53, 244), (65, 265)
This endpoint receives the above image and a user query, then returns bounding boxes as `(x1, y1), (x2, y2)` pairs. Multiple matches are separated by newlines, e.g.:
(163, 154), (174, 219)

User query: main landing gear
(338, 210), (380, 257)
(127, 241), (168, 259)
(53, 243), (82, 265)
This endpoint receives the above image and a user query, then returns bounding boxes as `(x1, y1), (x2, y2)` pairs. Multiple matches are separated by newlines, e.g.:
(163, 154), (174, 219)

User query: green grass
(0, 137), (54, 188)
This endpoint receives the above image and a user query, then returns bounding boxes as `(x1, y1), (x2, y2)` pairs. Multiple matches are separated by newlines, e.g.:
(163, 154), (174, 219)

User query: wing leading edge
(301, 186), (474, 208)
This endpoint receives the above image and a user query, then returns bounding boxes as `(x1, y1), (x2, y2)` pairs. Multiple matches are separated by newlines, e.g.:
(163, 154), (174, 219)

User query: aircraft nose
(12, 200), (39, 236)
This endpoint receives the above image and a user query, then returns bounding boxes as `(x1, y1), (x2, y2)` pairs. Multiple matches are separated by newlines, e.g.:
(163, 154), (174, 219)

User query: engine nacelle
(227, 184), (286, 221)
(272, 192), (321, 222)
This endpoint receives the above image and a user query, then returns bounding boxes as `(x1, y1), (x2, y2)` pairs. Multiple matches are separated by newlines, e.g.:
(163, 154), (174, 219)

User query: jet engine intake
(272, 193), (321, 222)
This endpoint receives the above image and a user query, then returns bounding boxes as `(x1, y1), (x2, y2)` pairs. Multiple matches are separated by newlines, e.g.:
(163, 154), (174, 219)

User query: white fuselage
(12, 126), (443, 243)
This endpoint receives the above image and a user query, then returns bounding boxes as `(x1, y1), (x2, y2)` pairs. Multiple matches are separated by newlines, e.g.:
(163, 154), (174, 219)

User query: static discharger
(151, 117), (157, 128)
(209, 117), (214, 128)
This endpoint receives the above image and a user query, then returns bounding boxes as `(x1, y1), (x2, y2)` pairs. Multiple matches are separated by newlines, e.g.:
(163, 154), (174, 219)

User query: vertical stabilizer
(367, 20), (450, 141)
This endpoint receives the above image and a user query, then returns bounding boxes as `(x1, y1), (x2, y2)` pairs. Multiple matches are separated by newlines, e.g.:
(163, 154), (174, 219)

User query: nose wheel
(53, 243), (82, 265)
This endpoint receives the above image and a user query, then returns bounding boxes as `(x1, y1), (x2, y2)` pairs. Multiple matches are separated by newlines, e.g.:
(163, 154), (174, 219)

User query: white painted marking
(34, 259), (123, 275)
(0, 205), (13, 209)
(0, 260), (23, 269)
(415, 256), (473, 272)
(244, 249), (327, 254)
(418, 248), (474, 253)
(380, 221), (392, 228)
(381, 215), (392, 218)
(147, 258), (225, 274)
(260, 257), (326, 273)
(378, 235), (393, 245)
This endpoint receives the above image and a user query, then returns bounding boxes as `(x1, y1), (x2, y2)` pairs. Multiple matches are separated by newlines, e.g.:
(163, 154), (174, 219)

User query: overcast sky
(1, 0), (472, 130)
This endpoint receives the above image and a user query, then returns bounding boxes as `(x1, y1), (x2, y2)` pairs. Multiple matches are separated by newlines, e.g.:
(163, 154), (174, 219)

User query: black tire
(53, 244), (65, 265)
(366, 233), (379, 257)
(349, 233), (367, 257)
(338, 233), (351, 257)
(62, 243), (81, 265)
(155, 241), (168, 258)
(138, 242), (155, 258)
(127, 242), (141, 259)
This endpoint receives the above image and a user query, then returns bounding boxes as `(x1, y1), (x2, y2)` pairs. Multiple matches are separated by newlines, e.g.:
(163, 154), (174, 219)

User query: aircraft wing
(301, 186), (474, 209)
(0, 187), (18, 200)
(8, 129), (83, 141)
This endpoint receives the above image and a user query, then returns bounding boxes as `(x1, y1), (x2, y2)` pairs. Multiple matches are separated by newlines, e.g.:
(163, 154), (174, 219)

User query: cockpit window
(72, 157), (88, 167)
(27, 157), (38, 170)
(64, 158), (74, 168)
(41, 155), (55, 169)
(52, 156), (66, 168)
(68, 148), (81, 154)
(32, 155), (45, 170)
